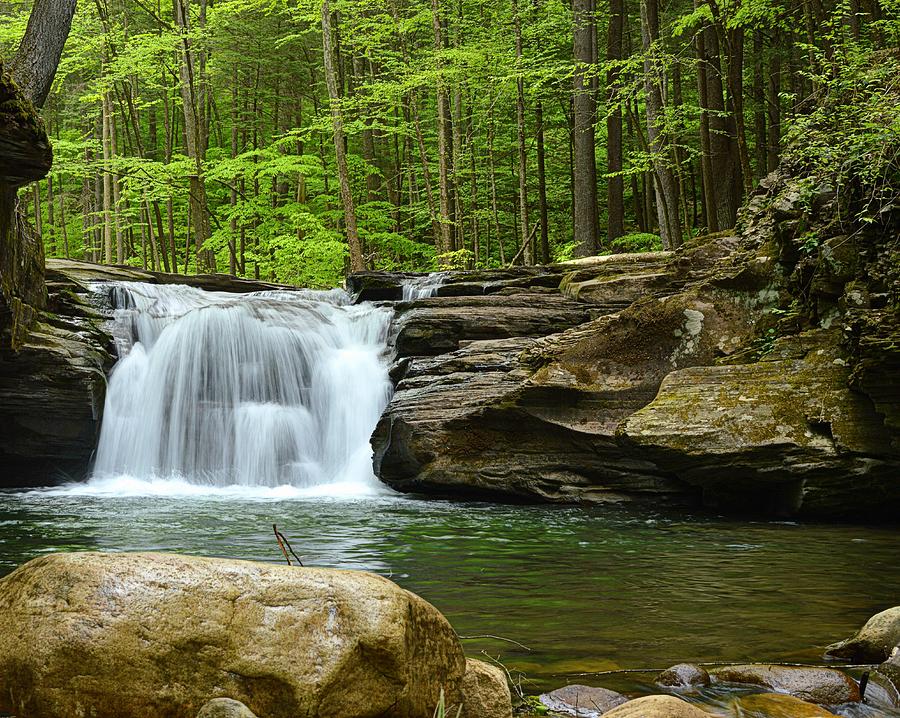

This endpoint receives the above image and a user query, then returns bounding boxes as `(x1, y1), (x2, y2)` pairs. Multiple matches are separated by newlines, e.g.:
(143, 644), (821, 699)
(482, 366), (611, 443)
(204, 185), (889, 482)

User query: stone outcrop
(370, 164), (900, 518)
(0, 67), (51, 349)
(0, 552), (469, 718)
(709, 664), (859, 704)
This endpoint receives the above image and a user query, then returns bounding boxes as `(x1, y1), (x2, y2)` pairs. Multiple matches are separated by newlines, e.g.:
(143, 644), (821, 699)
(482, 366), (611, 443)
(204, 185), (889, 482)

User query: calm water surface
(1, 489), (898, 695)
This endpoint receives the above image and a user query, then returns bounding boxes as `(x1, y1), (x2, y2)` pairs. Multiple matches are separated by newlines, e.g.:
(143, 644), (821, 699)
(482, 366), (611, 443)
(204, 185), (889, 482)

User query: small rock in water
(656, 663), (711, 688)
(726, 693), (839, 717)
(196, 699), (258, 718)
(602, 695), (710, 717)
(710, 664), (859, 704)
(539, 684), (628, 717)
(825, 605), (900, 663)
(459, 658), (513, 718)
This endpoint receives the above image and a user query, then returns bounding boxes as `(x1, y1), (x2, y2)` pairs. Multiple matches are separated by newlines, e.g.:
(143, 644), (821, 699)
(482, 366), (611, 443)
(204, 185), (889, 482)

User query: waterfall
(401, 272), (447, 300)
(89, 282), (393, 495)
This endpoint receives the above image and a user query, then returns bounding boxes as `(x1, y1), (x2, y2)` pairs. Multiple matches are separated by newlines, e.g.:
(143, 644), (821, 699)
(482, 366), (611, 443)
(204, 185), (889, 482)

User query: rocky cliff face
(368, 168), (900, 519)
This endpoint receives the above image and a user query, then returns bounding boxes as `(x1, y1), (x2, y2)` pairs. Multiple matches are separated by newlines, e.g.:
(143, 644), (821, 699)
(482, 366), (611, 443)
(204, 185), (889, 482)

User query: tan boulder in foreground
(602, 695), (710, 717)
(0, 552), (468, 718)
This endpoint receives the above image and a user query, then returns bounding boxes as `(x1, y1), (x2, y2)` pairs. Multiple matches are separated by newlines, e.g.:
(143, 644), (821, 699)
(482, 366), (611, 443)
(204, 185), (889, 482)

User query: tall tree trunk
(606, 0), (625, 244)
(535, 99), (550, 264)
(432, 0), (454, 257)
(513, 0), (531, 264)
(102, 91), (113, 264)
(322, 0), (364, 272)
(572, 0), (599, 256)
(174, 0), (215, 272)
(640, 0), (682, 248)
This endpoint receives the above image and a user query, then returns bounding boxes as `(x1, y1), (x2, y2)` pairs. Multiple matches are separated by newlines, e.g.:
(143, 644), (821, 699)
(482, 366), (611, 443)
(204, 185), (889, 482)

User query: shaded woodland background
(1, 0), (897, 286)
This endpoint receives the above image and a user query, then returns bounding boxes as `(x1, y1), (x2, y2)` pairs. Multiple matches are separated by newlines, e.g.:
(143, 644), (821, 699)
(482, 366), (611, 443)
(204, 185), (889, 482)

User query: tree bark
(174, 0), (215, 272)
(606, 0), (625, 244)
(572, 0), (599, 256)
(10, 0), (77, 109)
(513, 0), (531, 264)
(432, 0), (454, 257)
(640, 0), (682, 248)
(322, 0), (364, 272)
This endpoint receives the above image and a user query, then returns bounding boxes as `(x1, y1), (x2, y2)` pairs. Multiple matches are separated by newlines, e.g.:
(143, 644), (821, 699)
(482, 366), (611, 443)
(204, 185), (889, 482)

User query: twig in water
(457, 634), (532, 652)
(273, 524), (303, 566)
(567, 660), (879, 678)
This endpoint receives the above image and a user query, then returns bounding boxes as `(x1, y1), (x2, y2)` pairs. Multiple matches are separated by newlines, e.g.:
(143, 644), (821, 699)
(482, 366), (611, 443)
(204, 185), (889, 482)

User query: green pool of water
(1, 489), (897, 697)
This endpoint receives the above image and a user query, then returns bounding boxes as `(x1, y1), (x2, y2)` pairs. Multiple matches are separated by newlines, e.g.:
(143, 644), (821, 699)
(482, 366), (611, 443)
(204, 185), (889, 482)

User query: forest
(1, 0), (898, 287)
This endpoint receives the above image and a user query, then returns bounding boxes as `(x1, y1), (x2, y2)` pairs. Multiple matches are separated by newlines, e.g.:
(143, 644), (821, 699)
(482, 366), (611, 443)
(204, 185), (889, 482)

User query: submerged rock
(657, 663), (711, 688)
(825, 606), (900, 663)
(725, 693), (839, 717)
(0, 552), (467, 718)
(539, 684), (628, 717)
(601, 695), (709, 717)
(710, 664), (859, 704)
(460, 659), (512, 718)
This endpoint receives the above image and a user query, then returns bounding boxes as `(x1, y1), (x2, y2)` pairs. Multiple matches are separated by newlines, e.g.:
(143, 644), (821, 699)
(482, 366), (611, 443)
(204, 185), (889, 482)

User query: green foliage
(611, 232), (663, 253)
(10, 0), (898, 287)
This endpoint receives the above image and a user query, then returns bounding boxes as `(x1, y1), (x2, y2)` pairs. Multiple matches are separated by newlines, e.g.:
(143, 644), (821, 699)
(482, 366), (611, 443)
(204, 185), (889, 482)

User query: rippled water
(1, 489), (897, 698)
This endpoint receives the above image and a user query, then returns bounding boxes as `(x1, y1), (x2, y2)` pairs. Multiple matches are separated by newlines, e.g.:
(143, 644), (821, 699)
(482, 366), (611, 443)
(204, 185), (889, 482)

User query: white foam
(39, 474), (394, 500)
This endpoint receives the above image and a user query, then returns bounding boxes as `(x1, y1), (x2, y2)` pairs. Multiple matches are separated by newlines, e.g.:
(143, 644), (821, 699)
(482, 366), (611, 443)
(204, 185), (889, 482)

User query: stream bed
(1, 487), (897, 700)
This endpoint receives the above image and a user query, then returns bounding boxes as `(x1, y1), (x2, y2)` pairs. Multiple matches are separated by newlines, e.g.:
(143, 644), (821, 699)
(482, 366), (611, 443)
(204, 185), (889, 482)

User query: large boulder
(825, 606), (900, 663)
(709, 664), (859, 704)
(602, 695), (709, 718)
(0, 552), (467, 718)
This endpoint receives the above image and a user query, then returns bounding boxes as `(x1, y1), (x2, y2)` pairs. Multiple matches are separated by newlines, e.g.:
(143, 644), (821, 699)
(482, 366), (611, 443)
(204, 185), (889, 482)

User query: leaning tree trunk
(9, 0), (77, 109)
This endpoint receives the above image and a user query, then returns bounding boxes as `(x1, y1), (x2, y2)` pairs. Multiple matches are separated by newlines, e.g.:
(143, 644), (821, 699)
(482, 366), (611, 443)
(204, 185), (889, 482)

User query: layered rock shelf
(367, 170), (900, 519)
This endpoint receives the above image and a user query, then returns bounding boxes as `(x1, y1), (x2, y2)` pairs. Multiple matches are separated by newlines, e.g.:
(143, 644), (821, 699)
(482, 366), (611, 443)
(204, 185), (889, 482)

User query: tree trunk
(322, 0), (364, 272)
(535, 99), (550, 264)
(174, 0), (215, 273)
(606, 0), (625, 244)
(572, 0), (599, 256)
(513, 0), (531, 264)
(640, 0), (682, 248)
(432, 0), (454, 257)
(9, 0), (77, 108)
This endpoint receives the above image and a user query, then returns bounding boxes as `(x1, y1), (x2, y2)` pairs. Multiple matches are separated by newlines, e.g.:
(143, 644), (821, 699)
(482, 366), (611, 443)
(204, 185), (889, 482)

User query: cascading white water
(401, 272), (447, 300)
(89, 282), (393, 496)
